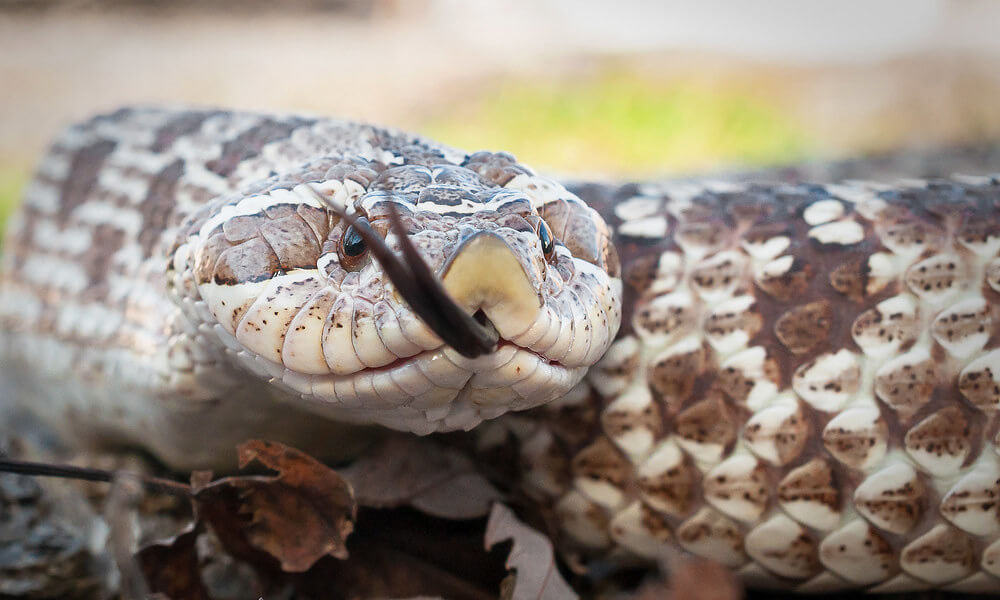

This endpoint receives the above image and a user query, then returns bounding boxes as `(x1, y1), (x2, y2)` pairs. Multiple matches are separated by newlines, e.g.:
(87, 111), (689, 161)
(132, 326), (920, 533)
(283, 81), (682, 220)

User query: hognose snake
(3, 107), (1000, 593)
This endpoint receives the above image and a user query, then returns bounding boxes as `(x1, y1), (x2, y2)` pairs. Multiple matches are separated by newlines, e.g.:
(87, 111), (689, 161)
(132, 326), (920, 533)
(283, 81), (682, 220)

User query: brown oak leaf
(136, 523), (212, 600)
(192, 440), (356, 573)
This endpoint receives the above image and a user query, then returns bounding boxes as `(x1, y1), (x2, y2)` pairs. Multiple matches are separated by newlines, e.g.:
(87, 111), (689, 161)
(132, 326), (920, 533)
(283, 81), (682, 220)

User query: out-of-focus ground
(2, 0), (1000, 229)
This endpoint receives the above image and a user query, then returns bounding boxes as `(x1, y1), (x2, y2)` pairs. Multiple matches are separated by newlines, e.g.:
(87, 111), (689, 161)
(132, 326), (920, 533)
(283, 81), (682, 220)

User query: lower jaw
(268, 344), (587, 435)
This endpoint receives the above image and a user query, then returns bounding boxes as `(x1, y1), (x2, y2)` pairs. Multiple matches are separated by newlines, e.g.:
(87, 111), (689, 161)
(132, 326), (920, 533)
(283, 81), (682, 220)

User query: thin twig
(0, 457), (192, 497)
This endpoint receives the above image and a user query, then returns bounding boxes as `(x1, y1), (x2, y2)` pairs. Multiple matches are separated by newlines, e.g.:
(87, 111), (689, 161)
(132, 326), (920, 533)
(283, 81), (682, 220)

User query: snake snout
(441, 232), (542, 341)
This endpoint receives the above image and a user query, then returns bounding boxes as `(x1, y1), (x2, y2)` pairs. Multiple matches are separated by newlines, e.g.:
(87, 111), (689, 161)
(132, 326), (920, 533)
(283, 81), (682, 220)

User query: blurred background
(2, 0), (1000, 230)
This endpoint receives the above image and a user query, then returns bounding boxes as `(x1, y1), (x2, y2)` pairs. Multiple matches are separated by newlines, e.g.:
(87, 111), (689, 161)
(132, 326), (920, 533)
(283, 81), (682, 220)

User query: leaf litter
(3, 434), (723, 600)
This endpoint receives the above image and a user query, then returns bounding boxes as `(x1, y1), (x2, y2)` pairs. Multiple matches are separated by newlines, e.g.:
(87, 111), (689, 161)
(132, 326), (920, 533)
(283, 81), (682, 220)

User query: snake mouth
(306, 185), (507, 359)
(283, 340), (586, 434)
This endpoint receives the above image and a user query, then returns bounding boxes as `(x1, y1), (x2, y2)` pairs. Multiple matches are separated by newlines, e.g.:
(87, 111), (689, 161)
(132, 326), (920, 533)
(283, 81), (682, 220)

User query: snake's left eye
(537, 220), (555, 260)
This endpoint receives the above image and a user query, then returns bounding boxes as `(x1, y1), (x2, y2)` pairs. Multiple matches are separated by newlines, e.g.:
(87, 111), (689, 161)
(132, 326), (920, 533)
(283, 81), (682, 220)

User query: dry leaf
(484, 503), (577, 600)
(293, 508), (502, 600)
(342, 435), (501, 519)
(136, 523), (212, 600)
(193, 440), (356, 573)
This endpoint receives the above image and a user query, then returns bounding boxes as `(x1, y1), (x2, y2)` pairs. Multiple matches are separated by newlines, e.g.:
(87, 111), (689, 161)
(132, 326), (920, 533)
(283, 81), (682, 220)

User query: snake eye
(339, 218), (372, 271)
(342, 222), (367, 257)
(537, 220), (555, 259)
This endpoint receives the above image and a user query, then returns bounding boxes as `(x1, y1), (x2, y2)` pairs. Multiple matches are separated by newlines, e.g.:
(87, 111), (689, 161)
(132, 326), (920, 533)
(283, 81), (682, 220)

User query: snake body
(3, 107), (1000, 593)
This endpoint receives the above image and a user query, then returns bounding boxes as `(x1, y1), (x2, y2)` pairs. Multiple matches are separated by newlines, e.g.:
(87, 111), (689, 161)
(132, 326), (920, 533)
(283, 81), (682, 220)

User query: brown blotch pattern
(875, 351), (937, 418)
(903, 407), (972, 472)
(675, 393), (738, 451)
(778, 458), (840, 519)
(500, 175), (1000, 591)
(774, 300), (833, 355)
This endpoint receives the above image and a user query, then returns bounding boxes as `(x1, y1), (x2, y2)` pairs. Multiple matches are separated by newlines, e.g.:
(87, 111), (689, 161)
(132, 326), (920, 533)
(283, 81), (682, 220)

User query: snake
(2, 107), (1000, 594)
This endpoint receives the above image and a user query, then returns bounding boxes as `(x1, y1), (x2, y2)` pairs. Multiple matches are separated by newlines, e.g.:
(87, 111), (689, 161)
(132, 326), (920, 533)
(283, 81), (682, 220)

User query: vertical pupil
(343, 226), (366, 256)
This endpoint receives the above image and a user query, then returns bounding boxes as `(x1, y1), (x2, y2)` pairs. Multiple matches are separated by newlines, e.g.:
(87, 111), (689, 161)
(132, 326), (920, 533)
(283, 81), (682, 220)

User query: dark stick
(0, 457), (192, 497)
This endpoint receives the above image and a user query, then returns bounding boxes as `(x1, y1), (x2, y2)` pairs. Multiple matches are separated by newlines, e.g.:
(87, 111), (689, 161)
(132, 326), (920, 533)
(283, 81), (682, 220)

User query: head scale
(169, 149), (622, 434)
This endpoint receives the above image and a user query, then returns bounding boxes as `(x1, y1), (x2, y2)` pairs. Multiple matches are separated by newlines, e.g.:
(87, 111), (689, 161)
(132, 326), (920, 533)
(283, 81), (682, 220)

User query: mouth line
(333, 339), (566, 380)
(305, 185), (500, 359)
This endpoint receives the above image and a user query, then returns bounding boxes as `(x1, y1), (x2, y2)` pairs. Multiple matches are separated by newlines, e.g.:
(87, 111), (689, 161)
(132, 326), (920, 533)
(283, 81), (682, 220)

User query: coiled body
(2, 107), (1000, 592)
(481, 176), (1000, 593)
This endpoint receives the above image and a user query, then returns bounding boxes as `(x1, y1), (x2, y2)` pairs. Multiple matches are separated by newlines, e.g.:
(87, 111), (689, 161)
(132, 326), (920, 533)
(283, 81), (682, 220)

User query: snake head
(169, 150), (621, 434)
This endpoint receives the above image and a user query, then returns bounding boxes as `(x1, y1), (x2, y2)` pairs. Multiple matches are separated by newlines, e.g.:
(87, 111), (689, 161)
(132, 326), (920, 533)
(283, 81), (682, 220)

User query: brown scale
(820, 523), (897, 583)
(875, 352), (938, 420)
(851, 301), (920, 352)
(821, 410), (889, 470)
(959, 359), (1000, 410)
(647, 342), (708, 412)
(675, 507), (747, 566)
(931, 299), (992, 347)
(747, 517), (821, 580)
(690, 252), (745, 298)
(901, 525), (977, 582)
(674, 392), (740, 454)
(623, 253), (663, 295)
(704, 300), (764, 343)
(463, 150), (531, 187)
(196, 202), (333, 286)
(633, 296), (697, 339)
(854, 466), (926, 535)
(259, 214), (324, 271)
(756, 257), (814, 302)
(903, 407), (972, 470)
(570, 436), (632, 501)
(635, 503), (674, 542)
(957, 218), (1000, 249)
(717, 352), (781, 406)
(777, 458), (840, 522)
(774, 300), (833, 355)
(939, 474), (1000, 531)
(600, 396), (663, 443)
(879, 220), (944, 255)
(702, 458), (770, 522)
(743, 401), (810, 467)
(637, 454), (698, 518)
(828, 255), (872, 302)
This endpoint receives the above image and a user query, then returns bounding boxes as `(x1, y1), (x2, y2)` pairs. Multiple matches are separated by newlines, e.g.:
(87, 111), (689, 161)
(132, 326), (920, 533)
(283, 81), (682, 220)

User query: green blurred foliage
(0, 73), (812, 240)
(0, 167), (27, 239)
(423, 71), (811, 176)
